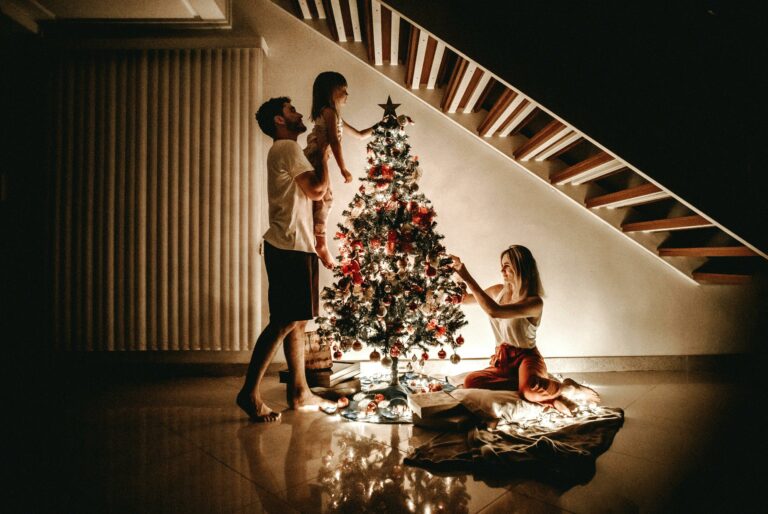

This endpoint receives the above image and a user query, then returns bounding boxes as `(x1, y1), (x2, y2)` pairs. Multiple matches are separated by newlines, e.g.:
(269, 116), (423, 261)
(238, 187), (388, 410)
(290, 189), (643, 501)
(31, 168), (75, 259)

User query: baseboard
(51, 351), (764, 377)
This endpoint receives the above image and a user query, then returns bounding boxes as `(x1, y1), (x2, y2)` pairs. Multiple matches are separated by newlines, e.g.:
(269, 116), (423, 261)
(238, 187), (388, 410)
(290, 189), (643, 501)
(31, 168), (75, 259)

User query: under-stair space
(279, 0), (767, 285)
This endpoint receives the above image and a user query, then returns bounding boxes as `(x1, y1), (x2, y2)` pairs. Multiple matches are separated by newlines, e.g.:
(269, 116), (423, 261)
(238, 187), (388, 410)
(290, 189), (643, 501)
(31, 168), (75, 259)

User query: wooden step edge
(586, 183), (667, 209)
(621, 215), (713, 233)
(512, 119), (566, 160)
(549, 151), (614, 184)
(692, 272), (753, 285)
(659, 246), (758, 257)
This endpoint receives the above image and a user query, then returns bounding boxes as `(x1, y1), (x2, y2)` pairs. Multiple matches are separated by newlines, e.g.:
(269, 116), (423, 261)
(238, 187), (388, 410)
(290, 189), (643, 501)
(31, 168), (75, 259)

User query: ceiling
(0, 0), (229, 31)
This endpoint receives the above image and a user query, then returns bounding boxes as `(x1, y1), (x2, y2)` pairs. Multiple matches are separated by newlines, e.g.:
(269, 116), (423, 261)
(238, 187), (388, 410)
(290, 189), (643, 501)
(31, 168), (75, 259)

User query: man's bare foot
(562, 378), (601, 404)
(237, 391), (282, 423)
(315, 241), (334, 270)
(288, 390), (336, 411)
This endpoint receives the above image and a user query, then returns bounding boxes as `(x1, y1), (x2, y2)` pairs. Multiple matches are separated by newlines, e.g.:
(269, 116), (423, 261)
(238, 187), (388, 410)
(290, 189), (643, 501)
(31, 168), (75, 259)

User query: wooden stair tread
(586, 183), (668, 209)
(622, 215), (713, 233)
(659, 246), (758, 257)
(550, 151), (613, 184)
(692, 272), (752, 284)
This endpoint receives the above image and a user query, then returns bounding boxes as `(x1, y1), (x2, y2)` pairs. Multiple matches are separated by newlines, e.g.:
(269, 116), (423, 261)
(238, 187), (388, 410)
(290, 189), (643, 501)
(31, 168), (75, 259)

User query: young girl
(450, 245), (600, 416)
(304, 71), (377, 269)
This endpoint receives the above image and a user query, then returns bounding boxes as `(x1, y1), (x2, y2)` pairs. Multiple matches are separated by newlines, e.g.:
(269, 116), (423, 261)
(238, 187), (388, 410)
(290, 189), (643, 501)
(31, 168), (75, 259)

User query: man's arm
(294, 161), (329, 201)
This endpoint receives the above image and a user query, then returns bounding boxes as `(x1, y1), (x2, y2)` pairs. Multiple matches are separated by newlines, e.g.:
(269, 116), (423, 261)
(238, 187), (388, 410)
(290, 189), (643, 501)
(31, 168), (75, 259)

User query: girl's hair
(500, 245), (545, 297)
(311, 71), (348, 120)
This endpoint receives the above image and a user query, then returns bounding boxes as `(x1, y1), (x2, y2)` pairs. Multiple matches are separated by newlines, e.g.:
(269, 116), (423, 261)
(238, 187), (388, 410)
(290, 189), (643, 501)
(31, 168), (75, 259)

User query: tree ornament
(421, 351), (430, 361)
(333, 350), (343, 360)
(381, 354), (392, 368)
(437, 348), (447, 359)
(352, 340), (363, 351)
(450, 353), (461, 365)
(370, 350), (381, 362)
(337, 396), (349, 408)
(390, 346), (400, 358)
(456, 335), (465, 346)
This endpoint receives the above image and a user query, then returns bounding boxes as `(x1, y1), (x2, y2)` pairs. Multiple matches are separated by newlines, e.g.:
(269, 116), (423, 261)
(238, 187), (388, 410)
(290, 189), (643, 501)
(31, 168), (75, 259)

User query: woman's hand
(448, 254), (469, 279)
(341, 169), (353, 183)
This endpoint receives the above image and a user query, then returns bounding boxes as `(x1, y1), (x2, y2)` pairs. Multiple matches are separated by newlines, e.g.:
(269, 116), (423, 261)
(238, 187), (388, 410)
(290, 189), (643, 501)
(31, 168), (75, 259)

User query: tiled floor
(23, 369), (763, 513)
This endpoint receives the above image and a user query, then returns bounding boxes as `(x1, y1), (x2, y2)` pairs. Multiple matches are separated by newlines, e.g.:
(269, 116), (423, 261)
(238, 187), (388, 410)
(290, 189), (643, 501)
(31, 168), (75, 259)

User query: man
(237, 97), (333, 422)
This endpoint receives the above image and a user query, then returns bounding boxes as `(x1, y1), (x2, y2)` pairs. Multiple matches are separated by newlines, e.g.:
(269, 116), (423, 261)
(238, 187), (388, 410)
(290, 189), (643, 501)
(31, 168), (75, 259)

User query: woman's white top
(489, 288), (539, 349)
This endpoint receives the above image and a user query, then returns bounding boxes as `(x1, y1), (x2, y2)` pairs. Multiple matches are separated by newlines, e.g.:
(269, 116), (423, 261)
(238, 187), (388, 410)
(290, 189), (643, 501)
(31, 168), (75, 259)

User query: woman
(450, 245), (600, 416)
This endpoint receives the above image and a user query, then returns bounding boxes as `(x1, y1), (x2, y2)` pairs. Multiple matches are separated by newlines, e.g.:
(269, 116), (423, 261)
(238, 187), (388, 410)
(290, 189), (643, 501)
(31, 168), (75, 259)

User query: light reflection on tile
(283, 427), (511, 513)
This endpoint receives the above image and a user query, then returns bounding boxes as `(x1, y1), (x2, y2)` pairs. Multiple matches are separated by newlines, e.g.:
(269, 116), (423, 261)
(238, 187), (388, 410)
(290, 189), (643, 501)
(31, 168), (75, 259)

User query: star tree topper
(378, 96), (401, 118)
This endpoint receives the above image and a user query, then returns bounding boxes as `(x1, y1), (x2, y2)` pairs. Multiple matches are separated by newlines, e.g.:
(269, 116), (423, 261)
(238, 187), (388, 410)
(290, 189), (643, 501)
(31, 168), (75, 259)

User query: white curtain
(53, 47), (265, 351)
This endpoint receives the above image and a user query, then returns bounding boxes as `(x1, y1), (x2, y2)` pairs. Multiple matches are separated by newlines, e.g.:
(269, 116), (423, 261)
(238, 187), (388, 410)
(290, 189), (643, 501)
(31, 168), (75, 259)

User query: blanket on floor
(404, 388), (624, 487)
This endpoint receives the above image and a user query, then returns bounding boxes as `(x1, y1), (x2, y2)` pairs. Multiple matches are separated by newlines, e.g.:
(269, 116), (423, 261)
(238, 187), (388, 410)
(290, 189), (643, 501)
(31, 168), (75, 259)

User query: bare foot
(288, 390), (336, 411)
(237, 391), (282, 423)
(551, 397), (577, 417)
(315, 241), (334, 270)
(562, 378), (601, 404)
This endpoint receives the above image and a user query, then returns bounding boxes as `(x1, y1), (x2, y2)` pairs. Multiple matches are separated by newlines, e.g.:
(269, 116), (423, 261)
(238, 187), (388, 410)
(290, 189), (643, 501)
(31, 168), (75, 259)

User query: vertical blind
(53, 47), (264, 351)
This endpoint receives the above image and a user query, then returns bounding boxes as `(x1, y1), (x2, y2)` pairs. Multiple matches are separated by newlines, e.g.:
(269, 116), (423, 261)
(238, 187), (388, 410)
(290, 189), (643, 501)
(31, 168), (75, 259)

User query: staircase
(277, 0), (766, 285)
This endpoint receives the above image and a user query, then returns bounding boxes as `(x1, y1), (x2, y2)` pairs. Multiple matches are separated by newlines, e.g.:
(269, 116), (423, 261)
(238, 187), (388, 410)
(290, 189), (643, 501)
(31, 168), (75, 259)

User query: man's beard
(286, 119), (307, 134)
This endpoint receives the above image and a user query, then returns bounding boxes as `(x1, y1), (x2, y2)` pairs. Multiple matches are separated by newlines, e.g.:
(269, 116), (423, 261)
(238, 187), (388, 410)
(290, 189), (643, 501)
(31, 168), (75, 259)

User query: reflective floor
(25, 369), (763, 513)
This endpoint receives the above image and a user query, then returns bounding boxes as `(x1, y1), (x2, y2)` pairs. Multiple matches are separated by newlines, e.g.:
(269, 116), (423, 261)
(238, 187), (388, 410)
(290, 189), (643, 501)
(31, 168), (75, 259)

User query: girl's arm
(342, 119), (377, 140)
(450, 255), (542, 319)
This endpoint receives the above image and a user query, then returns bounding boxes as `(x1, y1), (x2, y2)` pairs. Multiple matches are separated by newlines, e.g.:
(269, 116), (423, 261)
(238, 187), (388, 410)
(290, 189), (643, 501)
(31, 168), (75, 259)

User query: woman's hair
(500, 245), (545, 297)
(311, 71), (347, 120)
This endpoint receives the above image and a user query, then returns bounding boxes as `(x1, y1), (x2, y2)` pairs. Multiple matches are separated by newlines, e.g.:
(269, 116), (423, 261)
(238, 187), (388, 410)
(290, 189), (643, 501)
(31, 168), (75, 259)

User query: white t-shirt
(262, 139), (316, 254)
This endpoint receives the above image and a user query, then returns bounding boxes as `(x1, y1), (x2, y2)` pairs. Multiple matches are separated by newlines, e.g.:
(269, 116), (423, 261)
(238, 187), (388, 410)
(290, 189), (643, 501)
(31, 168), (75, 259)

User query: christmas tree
(316, 97), (468, 382)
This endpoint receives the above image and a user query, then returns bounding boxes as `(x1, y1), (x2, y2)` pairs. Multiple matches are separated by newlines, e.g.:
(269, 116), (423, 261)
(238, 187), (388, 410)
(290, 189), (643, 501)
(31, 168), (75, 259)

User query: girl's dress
(303, 111), (344, 238)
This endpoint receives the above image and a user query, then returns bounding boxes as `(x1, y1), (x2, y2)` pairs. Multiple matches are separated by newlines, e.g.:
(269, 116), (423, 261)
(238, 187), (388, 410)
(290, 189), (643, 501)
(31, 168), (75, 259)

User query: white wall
(239, 0), (766, 361)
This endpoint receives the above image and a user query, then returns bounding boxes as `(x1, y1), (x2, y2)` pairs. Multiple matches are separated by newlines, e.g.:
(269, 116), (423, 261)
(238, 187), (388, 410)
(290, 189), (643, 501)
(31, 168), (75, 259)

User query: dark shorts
(264, 241), (319, 322)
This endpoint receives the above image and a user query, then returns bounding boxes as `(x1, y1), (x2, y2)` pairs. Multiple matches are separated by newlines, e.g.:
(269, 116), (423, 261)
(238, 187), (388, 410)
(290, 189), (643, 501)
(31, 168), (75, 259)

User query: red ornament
(374, 393), (385, 403)
(370, 350), (381, 362)
(426, 319), (437, 331)
(381, 164), (394, 180)
(366, 401), (378, 414)
(335, 231), (346, 240)
(369, 237), (381, 249)
(408, 302), (418, 311)
(333, 350), (343, 360)
(337, 396), (349, 408)
(341, 259), (361, 276)
(437, 348), (447, 359)
(352, 341), (363, 351)
(386, 230), (398, 255)
(456, 335), (465, 346)
(352, 272), (364, 285)
(390, 346), (400, 358)
(421, 352), (429, 361)
(425, 265), (437, 278)
(435, 325), (446, 337)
